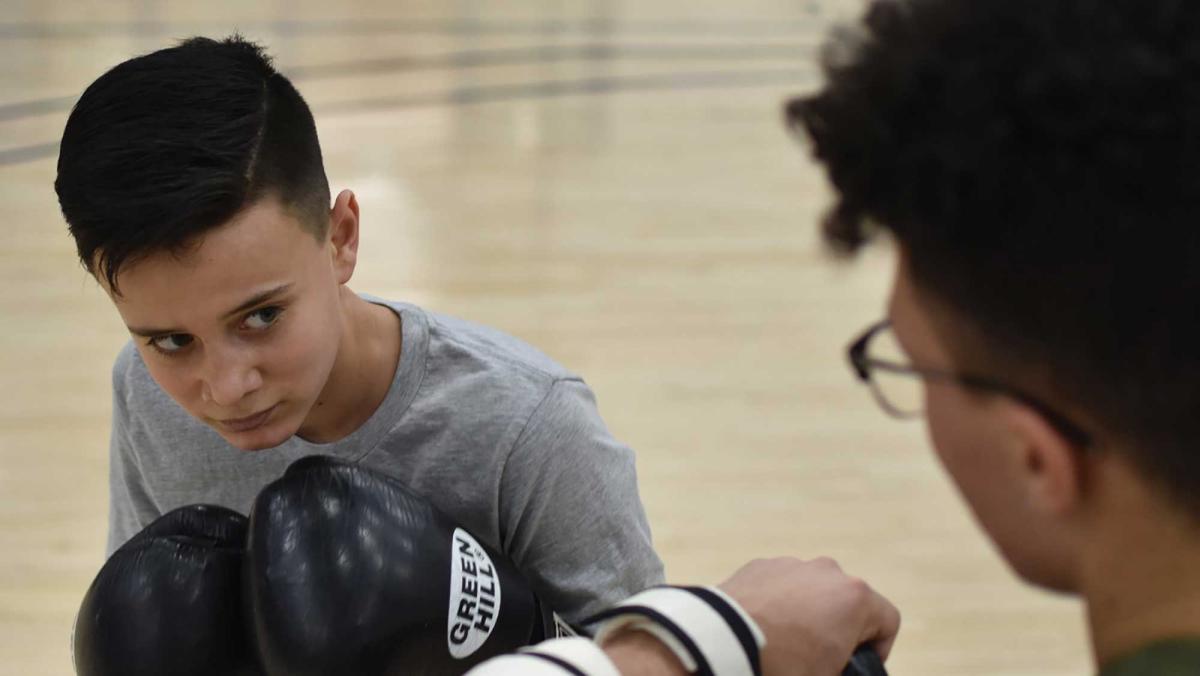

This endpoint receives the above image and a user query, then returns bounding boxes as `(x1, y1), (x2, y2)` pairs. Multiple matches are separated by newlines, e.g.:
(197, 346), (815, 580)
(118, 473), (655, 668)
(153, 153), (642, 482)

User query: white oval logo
(447, 528), (502, 659)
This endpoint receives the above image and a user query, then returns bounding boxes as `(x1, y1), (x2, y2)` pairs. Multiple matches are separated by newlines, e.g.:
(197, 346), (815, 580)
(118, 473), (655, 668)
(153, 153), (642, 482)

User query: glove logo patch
(447, 528), (502, 659)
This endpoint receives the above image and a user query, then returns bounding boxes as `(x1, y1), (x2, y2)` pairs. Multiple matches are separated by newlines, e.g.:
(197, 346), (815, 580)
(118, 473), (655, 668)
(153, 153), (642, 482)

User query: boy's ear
(1003, 401), (1086, 516)
(328, 190), (360, 285)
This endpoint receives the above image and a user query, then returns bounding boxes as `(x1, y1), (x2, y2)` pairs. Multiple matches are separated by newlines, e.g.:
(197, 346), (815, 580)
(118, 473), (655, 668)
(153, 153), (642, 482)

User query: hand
(718, 557), (900, 676)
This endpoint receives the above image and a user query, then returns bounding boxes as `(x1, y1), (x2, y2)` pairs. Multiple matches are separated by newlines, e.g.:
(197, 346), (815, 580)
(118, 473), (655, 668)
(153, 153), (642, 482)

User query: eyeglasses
(846, 320), (1093, 448)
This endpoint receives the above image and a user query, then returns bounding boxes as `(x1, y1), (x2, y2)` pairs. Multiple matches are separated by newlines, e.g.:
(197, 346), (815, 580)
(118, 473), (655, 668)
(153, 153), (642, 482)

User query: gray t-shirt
(106, 296), (664, 621)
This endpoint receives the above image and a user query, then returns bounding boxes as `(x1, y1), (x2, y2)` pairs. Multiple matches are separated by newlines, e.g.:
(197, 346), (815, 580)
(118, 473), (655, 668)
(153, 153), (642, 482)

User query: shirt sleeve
(498, 378), (666, 623)
(105, 346), (160, 556)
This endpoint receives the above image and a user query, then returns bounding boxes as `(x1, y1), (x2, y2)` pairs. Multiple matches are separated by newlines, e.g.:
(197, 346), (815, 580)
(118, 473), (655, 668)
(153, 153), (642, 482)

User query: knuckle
(810, 556), (842, 571)
(842, 575), (872, 601)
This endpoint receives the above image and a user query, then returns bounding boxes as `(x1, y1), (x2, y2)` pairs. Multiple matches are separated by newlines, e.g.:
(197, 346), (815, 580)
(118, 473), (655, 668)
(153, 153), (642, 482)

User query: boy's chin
(216, 422), (295, 452)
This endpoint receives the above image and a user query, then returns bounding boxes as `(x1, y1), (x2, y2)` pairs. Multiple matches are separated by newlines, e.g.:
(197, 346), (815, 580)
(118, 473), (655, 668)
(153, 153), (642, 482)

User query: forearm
(466, 584), (772, 676)
(603, 631), (687, 675)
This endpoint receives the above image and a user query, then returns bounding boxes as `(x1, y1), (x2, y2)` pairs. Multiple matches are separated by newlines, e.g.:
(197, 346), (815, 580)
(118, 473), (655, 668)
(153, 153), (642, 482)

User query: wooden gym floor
(0, 1), (1088, 674)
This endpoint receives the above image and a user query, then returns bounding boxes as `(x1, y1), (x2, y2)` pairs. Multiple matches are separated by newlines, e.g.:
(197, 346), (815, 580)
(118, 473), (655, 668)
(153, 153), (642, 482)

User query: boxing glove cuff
(590, 585), (766, 676)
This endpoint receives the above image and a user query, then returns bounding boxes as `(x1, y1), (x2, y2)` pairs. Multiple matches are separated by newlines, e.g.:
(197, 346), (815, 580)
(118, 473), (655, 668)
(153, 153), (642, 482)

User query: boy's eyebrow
(221, 283), (293, 320)
(126, 283), (293, 337)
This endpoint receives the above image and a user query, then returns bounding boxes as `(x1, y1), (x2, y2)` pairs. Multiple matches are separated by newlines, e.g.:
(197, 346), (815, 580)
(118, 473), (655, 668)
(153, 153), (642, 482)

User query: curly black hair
(789, 0), (1200, 514)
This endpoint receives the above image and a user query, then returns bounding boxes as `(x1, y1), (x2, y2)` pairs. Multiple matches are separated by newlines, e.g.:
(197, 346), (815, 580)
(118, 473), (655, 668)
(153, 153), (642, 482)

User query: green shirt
(1100, 639), (1200, 676)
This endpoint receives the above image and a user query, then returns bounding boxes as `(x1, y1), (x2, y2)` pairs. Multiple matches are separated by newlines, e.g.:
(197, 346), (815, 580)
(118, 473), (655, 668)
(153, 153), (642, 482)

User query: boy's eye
(244, 306), (282, 330)
(151, 334), (193, 353)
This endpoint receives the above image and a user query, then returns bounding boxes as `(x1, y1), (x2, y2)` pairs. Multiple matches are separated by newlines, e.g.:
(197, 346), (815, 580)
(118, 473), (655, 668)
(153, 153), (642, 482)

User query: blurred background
(0, 1), (1088, 674)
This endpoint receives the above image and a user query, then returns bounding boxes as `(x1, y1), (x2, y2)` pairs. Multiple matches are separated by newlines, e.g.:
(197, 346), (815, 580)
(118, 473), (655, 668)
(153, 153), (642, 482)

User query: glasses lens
(865, 326), (924, 417)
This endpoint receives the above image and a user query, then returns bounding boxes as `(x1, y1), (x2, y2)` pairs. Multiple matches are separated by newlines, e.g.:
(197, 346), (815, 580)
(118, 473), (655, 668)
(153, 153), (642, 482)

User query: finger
(858, 587), (901, 660)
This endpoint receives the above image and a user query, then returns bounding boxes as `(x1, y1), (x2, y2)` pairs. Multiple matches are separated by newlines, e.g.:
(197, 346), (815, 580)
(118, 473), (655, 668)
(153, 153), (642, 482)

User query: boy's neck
(1081, 463), (1200, 668)
(296, 288), (401, 444)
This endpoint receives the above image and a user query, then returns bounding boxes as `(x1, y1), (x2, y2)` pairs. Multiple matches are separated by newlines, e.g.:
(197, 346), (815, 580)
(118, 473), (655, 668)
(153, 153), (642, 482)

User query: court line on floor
(0, 16), (830, 40)
(0, 43), (819, 123)
(313, 67), (814, 114)
(286, 43), (818, 79)
(0, 142), (58, 165)
(0, 66), (813, 167)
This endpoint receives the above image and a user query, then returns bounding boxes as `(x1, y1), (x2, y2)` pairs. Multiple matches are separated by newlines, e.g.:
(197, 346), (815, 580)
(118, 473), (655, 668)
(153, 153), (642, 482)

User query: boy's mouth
(219, 405), (276, 433)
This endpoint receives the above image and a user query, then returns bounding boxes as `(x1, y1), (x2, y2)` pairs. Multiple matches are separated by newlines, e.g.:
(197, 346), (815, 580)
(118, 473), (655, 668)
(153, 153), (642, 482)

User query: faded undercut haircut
(55, 35), (330, 294)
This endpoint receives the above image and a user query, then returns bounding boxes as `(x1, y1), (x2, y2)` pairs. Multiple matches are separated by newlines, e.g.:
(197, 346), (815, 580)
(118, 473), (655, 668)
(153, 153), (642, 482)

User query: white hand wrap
(464, 586), (765, 676)
(463, 637), (620, 676)
(591, 586), (765, 676)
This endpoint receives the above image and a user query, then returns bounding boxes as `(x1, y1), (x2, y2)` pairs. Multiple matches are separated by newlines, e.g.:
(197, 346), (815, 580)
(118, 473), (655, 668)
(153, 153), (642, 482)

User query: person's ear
(328, 190), (360, 285)
(1003, 401), (1086, 516)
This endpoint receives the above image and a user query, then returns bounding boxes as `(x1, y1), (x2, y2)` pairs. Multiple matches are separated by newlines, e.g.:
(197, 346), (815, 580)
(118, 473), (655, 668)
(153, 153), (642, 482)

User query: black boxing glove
(245, 455), (572, 676)
(73, 504), (261, 676)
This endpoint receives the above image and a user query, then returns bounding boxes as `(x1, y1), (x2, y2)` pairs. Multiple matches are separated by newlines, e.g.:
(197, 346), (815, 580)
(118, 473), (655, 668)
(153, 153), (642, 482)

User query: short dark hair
(789, 0), (1200, 513)
(55, 35), (330, 294)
